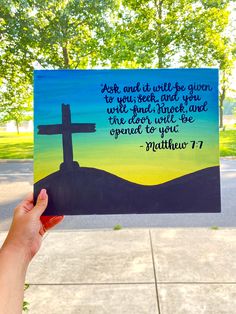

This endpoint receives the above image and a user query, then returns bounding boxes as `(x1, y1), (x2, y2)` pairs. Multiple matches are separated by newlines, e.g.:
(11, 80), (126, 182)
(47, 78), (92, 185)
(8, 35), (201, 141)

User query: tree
(0, 0), (36, 79)
(107, 0), (234, 66)
(101, 0), (187, 67)
(106, 0), (235, 127)
(27, 0), (118, 68)
(0, 0), (118, 131)
(0, 0), (235, 130)
(0, 71), (32, 133)
(0, 0), (35, 132)
(177, 1), (236, 128)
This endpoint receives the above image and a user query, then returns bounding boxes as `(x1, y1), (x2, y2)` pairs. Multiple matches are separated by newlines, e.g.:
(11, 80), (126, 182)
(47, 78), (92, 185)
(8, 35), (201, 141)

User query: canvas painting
(34, 69), (221, 215)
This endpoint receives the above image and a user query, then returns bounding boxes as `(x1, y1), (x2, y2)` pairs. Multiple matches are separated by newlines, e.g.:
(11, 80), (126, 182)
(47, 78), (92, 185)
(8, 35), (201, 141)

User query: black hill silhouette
(34, 165), (221, 215)
(34, 104), (221, 215)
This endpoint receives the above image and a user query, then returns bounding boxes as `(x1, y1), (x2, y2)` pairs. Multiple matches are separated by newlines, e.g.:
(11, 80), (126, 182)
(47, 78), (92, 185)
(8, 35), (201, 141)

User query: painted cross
(38, 104), (96, 170)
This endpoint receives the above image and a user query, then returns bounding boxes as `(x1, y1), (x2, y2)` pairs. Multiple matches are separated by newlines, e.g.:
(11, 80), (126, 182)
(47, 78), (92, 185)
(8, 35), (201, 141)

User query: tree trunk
(156, 0), (164, 68)
(219, 86), (225, 129)
(15, 120), (20, 134)
(219, 104), (224, 129)
(62, 44), (70, 68)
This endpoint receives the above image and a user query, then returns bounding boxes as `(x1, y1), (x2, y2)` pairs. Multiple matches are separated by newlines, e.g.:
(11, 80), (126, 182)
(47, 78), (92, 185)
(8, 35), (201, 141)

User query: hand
(2, 189), (64, 264)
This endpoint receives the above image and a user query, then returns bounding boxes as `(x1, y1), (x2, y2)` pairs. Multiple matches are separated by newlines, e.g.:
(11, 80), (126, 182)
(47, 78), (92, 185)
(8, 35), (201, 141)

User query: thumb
(34, 189), (48, 216)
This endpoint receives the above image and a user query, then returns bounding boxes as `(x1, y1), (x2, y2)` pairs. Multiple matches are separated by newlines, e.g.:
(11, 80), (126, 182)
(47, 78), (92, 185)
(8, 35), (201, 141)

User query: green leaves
(1, 0), (233, 71)
(0, 0), (235, 129)
(0, 68), (32, 133)
(110, 0), (234, 69)
(23, 283), (30, 312)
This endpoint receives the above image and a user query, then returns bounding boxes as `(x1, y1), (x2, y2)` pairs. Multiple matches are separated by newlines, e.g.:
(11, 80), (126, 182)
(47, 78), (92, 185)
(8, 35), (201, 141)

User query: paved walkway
(1, 228), (236, 313)
(0, 159), (236, 312)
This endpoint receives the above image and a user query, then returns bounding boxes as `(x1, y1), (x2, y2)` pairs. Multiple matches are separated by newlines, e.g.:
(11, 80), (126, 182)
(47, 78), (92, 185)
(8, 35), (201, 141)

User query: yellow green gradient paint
(34, 69), (219, 186)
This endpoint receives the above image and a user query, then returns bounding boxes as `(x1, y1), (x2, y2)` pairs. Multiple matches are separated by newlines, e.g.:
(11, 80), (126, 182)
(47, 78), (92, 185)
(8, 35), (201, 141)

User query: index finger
(23, 192), (34, 203)
(18, 192), (34, 213)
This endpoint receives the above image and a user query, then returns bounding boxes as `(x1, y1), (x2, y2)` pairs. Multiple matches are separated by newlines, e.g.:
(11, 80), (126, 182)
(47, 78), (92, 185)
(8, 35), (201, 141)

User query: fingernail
(39, 189), (47, 200)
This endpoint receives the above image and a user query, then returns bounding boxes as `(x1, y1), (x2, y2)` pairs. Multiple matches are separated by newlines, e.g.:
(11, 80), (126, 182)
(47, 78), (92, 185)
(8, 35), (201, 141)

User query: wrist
(0, 243), (31, 268)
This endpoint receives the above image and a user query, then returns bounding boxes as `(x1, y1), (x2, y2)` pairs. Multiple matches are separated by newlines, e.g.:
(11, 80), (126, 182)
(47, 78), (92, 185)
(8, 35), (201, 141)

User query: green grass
(113, 224), (122, 230)
(220, 130), (236, 157)
(23, 283), (30, 312)
(0, 132), (33, 159)
(0, 130), (235, 159)
(210, 226), (219, 230)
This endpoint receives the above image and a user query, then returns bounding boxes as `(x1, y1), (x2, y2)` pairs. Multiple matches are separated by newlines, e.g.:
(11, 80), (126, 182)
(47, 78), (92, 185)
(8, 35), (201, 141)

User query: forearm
(0, 244), (29, 314)
(0, 190), (63, 313)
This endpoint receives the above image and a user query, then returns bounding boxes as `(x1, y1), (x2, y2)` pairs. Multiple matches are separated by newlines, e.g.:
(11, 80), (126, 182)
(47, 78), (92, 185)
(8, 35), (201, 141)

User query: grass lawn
(220, 130), (236, 157)
(0, 132), (33, 159)
(0, 130), (235, 159)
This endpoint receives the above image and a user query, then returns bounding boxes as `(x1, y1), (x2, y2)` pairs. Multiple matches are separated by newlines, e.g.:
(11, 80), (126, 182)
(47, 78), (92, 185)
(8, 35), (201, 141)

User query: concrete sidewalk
(1, 228), (236, 313)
